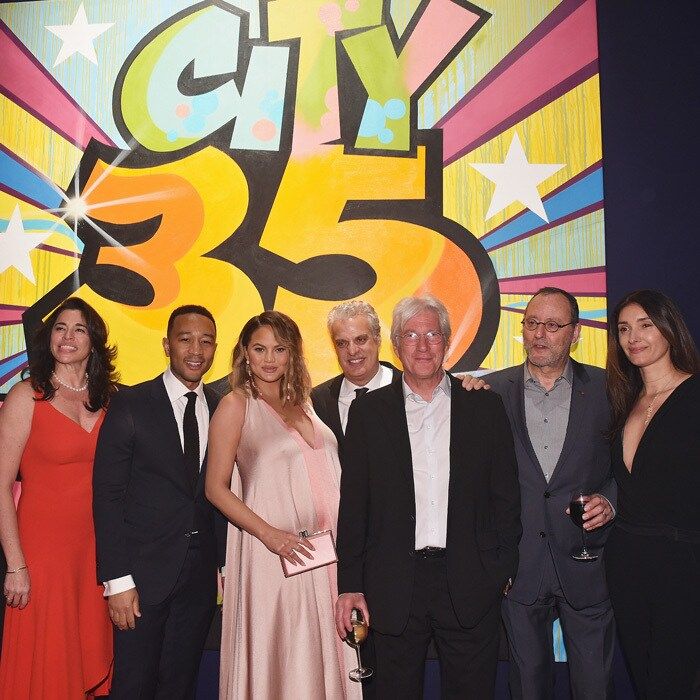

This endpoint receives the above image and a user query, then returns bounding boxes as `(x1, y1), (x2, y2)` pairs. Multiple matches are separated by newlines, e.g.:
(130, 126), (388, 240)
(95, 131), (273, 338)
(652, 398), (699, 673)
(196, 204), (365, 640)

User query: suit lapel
(550, 361), (589, 481)
(326, 375), (344, 443)
(149, 375), (193, 495)
(379, 380), (414, 486)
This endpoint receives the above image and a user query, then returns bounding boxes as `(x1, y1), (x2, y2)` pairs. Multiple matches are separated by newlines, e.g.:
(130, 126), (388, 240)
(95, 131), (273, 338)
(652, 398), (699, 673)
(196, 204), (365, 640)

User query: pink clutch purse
(280, 530), (338, 578)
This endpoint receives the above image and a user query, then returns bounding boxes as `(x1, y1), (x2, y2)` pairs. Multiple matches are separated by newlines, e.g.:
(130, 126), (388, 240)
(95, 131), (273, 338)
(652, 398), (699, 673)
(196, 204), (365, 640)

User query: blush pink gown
(219, 396), (361, 700)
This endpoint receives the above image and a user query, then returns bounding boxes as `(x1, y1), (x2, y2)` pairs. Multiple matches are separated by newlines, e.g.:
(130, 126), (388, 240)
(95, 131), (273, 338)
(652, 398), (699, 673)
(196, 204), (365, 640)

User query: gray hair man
(335, 294), (521, 698)
(465, 286), (616, 699)
(311, 300), (400, 451)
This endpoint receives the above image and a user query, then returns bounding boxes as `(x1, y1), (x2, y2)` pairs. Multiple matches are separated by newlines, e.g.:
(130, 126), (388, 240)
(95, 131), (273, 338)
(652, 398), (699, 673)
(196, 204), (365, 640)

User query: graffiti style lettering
(118, 5), (289, 152)
(268, 0), (382, 151)
(342, 27), (410, 150)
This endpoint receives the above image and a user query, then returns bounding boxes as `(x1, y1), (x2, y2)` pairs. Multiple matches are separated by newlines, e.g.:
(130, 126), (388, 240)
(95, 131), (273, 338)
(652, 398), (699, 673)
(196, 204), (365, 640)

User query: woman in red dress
(0, 297), (118, 698)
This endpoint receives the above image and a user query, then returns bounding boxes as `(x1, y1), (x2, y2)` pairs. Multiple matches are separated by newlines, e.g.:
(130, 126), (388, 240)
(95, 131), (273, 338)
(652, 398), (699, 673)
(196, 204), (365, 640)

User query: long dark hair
(607, 290), (699, 435)
(29, 297), (119, 411)
(229, 311), (311, 405)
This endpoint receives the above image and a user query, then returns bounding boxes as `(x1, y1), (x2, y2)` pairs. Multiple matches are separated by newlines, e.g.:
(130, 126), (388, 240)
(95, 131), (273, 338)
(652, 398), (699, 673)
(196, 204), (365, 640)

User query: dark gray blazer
(486, 360), (616, 610)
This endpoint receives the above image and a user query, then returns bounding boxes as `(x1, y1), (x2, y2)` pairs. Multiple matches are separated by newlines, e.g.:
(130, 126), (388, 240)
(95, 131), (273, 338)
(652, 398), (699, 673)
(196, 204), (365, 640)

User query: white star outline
(46, 3), (114, 68)
(0, 206), (52, 284)
(470, 132), (565, 223)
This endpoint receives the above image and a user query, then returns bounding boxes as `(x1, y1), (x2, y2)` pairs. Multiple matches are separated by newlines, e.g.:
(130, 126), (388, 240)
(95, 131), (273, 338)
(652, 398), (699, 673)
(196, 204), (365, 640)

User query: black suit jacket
(311, 361), (401, 449)
(486, 360), (616, 609)
(93, 375), (226, 605)
(337, 374), (521, 635)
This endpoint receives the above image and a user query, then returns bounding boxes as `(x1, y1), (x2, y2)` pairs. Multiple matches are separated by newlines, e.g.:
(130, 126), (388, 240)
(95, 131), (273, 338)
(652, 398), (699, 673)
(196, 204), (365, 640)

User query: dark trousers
(502, 546), (615, 700)
(605, 527), (700, 699)
(373, 556), (499, 699)
(110, 541), (217, 700)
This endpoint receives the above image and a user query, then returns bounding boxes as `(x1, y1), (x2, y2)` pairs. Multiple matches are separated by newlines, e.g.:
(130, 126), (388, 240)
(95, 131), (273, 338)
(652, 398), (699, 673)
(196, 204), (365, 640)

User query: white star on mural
(470, 132), (565, 223)
(46, 3), (114, 67)
(0, 206), (51, 284)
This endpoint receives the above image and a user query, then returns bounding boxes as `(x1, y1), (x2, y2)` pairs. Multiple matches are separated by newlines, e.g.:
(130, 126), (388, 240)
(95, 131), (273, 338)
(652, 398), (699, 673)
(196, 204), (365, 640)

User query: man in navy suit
(93, 305), (225, 699)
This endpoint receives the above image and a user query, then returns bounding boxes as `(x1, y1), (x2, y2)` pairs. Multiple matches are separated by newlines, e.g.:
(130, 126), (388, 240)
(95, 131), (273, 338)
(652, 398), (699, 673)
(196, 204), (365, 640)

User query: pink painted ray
(0, 305), (26, 325)
(404, 0), (481, 95)
(498, 268), (606, 297)
(438, 0), (598, 164)
(0, 21), (115, 149)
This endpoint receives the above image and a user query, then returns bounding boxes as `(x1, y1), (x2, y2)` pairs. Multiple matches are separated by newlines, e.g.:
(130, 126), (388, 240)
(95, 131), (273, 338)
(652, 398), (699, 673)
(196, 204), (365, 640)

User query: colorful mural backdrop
(0, 0), (606, 395)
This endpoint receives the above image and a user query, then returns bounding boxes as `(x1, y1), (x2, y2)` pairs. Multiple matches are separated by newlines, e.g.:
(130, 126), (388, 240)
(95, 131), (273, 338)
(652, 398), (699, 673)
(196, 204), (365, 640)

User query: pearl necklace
(52, 371), (89, 393)
(643, 375), (674, 427)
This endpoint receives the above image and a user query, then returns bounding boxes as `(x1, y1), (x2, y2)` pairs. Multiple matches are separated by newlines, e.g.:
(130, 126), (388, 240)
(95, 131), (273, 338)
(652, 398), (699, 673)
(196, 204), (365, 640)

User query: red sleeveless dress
(0, 400), (113, 698)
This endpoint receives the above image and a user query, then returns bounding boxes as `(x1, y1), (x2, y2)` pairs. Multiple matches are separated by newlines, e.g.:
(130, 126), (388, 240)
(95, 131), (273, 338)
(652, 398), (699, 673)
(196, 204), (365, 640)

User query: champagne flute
(346, 608), (373, 682)
(569, 490), (598, 561)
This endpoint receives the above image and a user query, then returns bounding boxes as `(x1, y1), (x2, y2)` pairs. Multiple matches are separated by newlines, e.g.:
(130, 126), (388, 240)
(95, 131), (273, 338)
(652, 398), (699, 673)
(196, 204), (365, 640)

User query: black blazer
(310, 361), (401, 449)
(337, 374), (521, 634)
(93, 375), (225, 605)
(486, 360), (616, 609)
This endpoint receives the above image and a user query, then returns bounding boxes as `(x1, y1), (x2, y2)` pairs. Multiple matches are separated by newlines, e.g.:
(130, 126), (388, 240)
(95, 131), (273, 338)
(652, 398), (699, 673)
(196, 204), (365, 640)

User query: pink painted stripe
(0, 306), (26, 324)
(439, 0), (598, 163)
(498, 269), (606, 296)
(0, 21), (115, 148)
(405, 0), (480, 93)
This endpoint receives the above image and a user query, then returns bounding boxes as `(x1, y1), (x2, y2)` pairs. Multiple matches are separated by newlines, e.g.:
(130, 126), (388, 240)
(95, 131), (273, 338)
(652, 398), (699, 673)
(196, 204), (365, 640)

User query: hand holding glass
(569, 491), (598, 561)
(346, 609), (372, 682)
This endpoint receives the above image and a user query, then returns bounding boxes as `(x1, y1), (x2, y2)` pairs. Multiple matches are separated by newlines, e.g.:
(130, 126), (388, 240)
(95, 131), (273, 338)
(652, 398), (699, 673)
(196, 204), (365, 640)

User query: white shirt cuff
(103, 574), (136, 597)
(220, 565), (226, 577)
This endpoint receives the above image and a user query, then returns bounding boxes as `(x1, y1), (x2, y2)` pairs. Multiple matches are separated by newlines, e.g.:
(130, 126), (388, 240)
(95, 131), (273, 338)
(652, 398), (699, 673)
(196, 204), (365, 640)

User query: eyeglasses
(400, 331), (444, 345)
(521, 319), (575, 333)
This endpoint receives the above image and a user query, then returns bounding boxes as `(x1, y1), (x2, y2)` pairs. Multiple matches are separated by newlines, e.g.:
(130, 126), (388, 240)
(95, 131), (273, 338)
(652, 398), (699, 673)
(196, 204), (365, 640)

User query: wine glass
(346, 608), (373, 682)
(569, 491), (598, 561)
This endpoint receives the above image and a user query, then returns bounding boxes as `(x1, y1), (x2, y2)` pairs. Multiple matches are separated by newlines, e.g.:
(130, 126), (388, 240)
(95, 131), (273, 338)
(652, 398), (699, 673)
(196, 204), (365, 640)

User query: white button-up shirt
(403, 373), (451, 549)
(338, 363), (394, 432)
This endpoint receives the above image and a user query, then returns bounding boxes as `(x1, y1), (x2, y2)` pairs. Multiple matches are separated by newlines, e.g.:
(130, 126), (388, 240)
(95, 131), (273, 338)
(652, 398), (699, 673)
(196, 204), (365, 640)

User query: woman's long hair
(229, 311), (311, 405)
(607, 289), (699, 436)
(29, 297), (119, 411)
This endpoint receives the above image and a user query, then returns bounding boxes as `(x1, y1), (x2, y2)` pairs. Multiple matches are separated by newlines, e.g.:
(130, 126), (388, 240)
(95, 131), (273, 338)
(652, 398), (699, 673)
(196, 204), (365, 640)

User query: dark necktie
(354, 387), (369, 399)
(183, 391), (200, 489)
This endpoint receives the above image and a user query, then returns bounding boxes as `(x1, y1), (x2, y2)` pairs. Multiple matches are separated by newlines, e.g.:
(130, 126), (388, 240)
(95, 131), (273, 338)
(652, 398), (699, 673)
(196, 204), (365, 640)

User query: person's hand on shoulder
(457, 373), (491, 391)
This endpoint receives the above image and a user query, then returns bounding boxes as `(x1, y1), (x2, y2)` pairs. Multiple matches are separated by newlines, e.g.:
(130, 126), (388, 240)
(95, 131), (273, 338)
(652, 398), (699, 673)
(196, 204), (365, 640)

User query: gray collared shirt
(524, 361), (573, 482)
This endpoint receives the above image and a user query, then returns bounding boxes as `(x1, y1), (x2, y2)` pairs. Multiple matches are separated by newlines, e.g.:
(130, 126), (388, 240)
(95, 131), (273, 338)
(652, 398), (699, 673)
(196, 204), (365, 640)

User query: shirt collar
(163, 366), (205, 404)
(402, 371), (451, 403)
(340, 363), (386, 397)
(524, 360), (573, 388)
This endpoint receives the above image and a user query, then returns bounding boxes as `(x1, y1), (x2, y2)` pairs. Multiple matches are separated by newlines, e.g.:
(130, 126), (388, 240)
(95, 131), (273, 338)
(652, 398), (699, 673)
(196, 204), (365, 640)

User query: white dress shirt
(338, 363), (394, 432)
(403, 373), (451, 549)
(103, 368), (209, 596)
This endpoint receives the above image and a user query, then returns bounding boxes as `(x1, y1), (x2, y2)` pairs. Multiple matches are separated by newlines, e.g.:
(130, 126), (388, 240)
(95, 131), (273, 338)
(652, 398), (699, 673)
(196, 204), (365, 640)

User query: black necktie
(183, 391), (200, 490)
(354, 387), (369, 399)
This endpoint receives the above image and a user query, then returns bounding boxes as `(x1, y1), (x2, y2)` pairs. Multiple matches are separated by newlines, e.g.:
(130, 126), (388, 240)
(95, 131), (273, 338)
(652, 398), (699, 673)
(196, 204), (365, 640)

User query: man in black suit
(473, 287), (616, 699)
(93, 305), (224, 699)
(311, 300), (400, 450)
(335, 294), (521, 698)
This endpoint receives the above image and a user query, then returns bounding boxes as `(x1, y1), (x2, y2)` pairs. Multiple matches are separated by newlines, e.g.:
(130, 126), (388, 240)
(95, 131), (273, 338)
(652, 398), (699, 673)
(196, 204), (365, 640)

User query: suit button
(544, 491), (551, 498)
(540, 531), (546, 538)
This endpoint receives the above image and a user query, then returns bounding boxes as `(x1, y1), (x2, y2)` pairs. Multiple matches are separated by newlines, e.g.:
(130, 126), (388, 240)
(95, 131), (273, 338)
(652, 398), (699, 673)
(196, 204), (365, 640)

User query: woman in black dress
(605, 289), (700, 698)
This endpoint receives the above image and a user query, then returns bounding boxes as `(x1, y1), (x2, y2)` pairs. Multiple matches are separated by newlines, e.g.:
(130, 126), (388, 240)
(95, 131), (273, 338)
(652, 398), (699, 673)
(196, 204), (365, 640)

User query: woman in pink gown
(206, 311), (361, 700)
